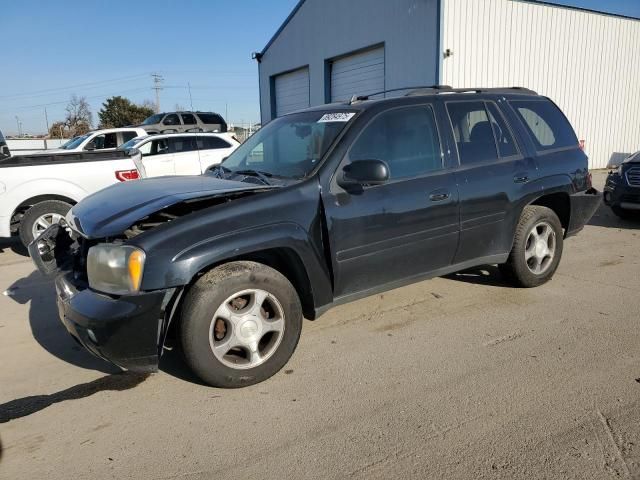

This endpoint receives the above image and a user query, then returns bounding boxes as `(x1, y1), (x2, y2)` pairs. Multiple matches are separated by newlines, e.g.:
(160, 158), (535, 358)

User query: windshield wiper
(232, 169), (274, 185)
(208, 164), (232, 179)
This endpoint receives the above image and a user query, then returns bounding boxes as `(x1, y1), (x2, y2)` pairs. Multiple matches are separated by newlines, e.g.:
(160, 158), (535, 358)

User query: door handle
(513, 175), (529, 184)
(429, 192), (450, 202)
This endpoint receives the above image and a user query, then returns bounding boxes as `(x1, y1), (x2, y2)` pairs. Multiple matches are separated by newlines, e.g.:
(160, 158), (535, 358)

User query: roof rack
(348, 85), (453, 104)
(405, 86), (538, 96)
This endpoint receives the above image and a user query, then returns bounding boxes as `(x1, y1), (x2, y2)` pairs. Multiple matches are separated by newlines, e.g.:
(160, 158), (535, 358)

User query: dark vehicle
(30, 86), (601, 388)
(604, 151), (640, 219)
(139, 111), (227, 135)
(0, 130), (9, 159)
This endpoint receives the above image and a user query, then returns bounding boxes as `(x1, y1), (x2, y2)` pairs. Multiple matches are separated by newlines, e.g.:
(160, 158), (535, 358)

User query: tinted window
(511, 99), (577, 151)
(142, 114), (164, 125)
(169, 137), (197, 153)
(198, 136), (231, 149)
(121, 131), (138, 143)
(163, 114), (180, 126)
(181, 113), (197, 125)
(197, 113), (224, 124)
(141, 138), (169, 156)
(350, 106), (442, 179)
(91, 132), (118, 150)
(486, 103), (519, 157)
(446, 101), (498, 165)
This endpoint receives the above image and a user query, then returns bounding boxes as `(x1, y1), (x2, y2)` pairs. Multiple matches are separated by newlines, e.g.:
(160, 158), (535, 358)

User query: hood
(623, 152), (640, 165)
(69, 175), (277, 238)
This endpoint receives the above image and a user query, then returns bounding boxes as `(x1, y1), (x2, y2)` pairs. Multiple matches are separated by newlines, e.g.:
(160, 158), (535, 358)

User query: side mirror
(338, 159), (390, 188)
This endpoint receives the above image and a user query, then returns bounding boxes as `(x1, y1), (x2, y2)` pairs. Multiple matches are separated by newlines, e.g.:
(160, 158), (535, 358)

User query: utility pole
(44, 107), (50, 134)
(225, 102), (228, 121)
(15, 116), (22, 137)
(187, 82), (194, 111)
(151, 73), (164, 113)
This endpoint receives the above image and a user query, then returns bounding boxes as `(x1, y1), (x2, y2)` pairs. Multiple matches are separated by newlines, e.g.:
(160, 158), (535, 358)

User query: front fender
(140, 221), (334, 310)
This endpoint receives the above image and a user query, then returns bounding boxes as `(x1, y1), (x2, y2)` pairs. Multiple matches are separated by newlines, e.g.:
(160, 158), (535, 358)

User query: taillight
(579, 139), (585, 150)
(115, 169), (140, 182)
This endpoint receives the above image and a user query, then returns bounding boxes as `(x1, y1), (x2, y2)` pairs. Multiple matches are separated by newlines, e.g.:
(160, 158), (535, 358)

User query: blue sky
(1, 0), (638, 135)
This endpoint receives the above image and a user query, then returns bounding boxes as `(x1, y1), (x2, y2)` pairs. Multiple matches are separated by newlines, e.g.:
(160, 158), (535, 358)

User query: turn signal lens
(128, 250), (145, 292)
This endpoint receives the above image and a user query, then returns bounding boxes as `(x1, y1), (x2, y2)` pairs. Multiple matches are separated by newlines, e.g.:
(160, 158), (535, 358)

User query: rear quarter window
(510, 99), (577, 151)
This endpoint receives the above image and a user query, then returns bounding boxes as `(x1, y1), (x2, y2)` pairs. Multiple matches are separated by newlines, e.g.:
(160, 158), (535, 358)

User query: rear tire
(180, 261), (303, 388)
(19, 200), (72, 247)
(500, 206), (564, 288)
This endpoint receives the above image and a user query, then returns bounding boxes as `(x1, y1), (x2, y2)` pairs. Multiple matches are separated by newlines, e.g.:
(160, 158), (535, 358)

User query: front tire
(180, 261), (303, 388)
(19, 200), (72, 247)
(500, 206), (564, 288)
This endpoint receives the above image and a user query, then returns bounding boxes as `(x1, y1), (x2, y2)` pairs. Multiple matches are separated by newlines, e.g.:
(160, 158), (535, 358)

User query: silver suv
(139, 111), (227, 134)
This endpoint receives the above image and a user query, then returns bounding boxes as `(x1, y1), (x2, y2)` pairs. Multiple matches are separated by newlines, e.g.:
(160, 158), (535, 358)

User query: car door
(322, 104), (460, 298)
(445, 99), (534, 263)
(168, 136), (201, 175)
(196, 136), (235, 172)
(139, 138), (175, 177)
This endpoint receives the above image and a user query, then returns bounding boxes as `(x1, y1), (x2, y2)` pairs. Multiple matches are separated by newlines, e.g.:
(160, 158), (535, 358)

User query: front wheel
(180, 261), (303, 388)
(19, 200), (72, 247)
(500, 205), (564, 288)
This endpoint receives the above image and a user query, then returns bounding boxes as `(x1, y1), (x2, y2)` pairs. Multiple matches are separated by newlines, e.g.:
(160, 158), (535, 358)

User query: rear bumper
(55, 273), (172, 372)
(566, 188), (602, 237)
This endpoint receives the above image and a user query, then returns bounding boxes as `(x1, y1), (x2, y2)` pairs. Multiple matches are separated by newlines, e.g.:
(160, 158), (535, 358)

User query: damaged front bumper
(29, 224), (176, 373)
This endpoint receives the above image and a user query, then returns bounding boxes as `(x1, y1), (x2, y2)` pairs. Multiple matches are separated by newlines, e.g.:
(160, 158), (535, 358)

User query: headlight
(87, 245), (146, 295)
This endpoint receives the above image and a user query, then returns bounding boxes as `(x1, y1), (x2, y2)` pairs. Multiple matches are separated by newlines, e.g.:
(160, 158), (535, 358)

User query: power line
(8, 87), (152, 111)
(0, 73), (150, 100)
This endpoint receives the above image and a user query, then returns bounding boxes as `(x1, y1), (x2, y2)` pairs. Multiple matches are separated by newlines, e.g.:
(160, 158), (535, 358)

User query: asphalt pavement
(0, 171), (638, 479)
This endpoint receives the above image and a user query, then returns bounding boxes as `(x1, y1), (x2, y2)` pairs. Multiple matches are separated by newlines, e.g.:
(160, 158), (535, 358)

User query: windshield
(118, 136), (147, 150)
(61, 134), (90, 150)
(220, 110), (355, 179)
(142, 114), (164, 125)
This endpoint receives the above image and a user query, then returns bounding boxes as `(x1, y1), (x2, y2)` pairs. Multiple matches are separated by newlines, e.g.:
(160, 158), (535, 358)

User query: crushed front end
(29, 223), (176, 372)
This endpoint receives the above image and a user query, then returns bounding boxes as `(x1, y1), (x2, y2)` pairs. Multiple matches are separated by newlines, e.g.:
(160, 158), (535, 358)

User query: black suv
(30, 87), (601, 388)
(139, 111), (227, 134)
(604, 151), (640, 219)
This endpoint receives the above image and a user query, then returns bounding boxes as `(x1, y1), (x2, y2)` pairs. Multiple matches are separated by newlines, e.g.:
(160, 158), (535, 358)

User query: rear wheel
(500, 206), (564, 288)
(19, 200), (72, 247)
(180, 261), (303, 388)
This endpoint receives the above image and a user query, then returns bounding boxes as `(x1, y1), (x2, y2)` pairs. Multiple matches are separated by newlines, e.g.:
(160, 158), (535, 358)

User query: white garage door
(330, 47), (385, 102)
(274, 67), (310, 117)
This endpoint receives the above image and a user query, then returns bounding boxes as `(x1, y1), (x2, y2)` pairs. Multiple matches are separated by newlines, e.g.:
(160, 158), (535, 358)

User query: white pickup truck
(0, 148), (143, 246)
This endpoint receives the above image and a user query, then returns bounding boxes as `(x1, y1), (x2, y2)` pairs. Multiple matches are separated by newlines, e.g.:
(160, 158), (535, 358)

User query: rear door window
(198, 136), (231, 149)
(91, 132), (118, 150)
(181, 113), (197, 125)
(446, 101), (498, 165)
(510, 99), (578, 151)
(169, 137), (197, 153)
(486, 103), (519, 157)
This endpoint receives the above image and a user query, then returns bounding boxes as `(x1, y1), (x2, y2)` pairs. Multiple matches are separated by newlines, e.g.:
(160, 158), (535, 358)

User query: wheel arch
(528, 191), (571, 234)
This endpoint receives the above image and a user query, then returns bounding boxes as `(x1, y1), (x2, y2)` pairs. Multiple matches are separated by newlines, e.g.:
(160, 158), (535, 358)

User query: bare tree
(65, 95), (93, 136)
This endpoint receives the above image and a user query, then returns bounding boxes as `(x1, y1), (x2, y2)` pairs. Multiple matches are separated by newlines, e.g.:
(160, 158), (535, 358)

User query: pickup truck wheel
(500, 206), (564, 288)
(19, 200), (72, 247)
(180, 261), (303, 388)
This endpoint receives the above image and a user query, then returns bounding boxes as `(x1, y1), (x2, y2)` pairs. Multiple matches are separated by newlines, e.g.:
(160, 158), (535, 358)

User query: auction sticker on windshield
(318, 112), (356, 123)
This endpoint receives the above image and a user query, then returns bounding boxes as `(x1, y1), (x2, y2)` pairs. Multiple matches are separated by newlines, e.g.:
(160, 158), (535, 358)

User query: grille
(626, 166), (640, 187)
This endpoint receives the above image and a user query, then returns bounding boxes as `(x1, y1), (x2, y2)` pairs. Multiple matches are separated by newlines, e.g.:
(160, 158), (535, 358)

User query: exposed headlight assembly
(87, 245), (146, 295)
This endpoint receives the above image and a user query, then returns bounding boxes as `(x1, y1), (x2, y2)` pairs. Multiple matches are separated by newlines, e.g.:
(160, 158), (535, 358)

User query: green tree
(98, 96), (155, 128)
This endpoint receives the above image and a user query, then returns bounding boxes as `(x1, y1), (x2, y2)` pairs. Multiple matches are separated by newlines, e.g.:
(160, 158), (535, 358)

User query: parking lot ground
(0, 171), (639, 479)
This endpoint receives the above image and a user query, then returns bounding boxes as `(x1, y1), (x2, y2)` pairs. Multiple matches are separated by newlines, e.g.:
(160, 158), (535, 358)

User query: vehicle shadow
(588, 201), (640, 230)
(444, 265), (511, 288)
(5, 271), (120, 374)
(0, 238), (28, 256)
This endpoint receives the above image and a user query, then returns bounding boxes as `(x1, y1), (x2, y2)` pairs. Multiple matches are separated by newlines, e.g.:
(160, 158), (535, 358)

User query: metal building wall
(258, 0), (440, 124)
(441, 0), (640, 169)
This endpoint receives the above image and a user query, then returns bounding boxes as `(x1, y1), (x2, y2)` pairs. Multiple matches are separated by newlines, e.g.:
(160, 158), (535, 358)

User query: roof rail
(348, 85), (453, 104)
(406, 86), (538, 96)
